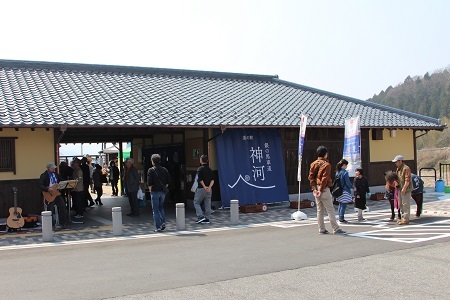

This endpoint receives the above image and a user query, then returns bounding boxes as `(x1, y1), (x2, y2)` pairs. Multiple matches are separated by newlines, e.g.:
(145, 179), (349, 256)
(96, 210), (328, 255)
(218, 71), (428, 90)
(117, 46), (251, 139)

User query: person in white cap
(39, 162), (69, 229)
(392, 155), (412, 225)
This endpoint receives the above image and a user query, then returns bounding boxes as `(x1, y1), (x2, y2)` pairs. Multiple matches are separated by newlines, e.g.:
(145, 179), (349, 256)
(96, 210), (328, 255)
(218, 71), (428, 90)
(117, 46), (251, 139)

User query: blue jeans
(151, 191), (166, 229)
(338, 202), (347, 221)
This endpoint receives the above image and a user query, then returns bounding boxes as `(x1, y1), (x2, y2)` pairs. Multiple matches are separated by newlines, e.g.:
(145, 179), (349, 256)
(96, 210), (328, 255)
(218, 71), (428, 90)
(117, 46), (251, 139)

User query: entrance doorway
(142, 144), (186, 204)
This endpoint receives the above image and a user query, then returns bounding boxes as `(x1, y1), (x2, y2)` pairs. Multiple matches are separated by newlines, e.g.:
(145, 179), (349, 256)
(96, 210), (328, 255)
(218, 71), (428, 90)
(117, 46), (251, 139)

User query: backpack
(411, 173), (424, 195)
(331, 174), (343, 198)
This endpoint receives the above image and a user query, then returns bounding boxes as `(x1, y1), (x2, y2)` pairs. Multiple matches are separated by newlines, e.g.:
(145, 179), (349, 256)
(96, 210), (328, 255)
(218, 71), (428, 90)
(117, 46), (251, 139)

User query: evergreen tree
(369, 67), (449, 150)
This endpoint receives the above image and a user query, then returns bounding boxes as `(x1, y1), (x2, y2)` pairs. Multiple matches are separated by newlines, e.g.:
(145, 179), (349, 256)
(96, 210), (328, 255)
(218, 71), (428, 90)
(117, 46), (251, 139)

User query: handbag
(154, 167), (169, 194)
(190, 173), (198, 192)
(137, 187), (146, 207)
(137, 187), (144, 199)
(338, 191), (353, 204)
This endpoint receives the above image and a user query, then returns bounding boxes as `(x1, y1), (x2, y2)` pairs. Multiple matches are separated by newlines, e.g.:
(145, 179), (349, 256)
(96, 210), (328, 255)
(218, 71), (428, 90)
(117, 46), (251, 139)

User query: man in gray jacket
(125, 158), (140, 217)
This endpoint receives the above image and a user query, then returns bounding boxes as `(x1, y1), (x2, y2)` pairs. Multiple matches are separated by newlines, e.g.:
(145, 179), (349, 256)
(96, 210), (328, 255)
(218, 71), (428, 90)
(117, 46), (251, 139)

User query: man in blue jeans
(147, 154), (171, 232)
(193, 155), (214, 224)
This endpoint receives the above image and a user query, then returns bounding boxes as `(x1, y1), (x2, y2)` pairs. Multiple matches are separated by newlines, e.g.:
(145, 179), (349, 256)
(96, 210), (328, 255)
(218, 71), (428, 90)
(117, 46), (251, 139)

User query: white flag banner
(298, 114), (307, 181)
(343, 116), (361, 177)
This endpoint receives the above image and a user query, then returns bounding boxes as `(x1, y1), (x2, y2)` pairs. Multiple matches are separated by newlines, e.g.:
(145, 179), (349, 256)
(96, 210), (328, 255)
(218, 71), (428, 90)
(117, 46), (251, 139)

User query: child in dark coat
(354, 168), (370, 221)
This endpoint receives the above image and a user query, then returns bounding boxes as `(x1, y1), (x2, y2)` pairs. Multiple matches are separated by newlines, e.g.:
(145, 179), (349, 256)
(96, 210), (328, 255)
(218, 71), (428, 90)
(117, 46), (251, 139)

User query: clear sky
(1, 0), (449, 102)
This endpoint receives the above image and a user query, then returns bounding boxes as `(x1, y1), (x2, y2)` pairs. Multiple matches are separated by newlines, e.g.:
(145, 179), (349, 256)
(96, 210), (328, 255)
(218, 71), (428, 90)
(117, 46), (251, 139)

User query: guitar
(7, 187), (25, 229)
(42, 183), (61, 202)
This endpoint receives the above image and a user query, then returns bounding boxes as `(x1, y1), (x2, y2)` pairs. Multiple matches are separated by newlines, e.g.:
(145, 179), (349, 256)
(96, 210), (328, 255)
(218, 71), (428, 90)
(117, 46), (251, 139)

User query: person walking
(89, 162), (95, 194)
(109, 160), (120, 196)
(92, 164), (104, 205)
(392, 155), (413, 225)
(354, 168), (370, 221)
(193, 155), (214, 224)
(71, 159), (85, 218)
(147, 154), (171, 232)
(125, 158), (140, 217)
(308, 146), (346, 235)
(80, 157), (95, 207)
(335, 159), (354, 224)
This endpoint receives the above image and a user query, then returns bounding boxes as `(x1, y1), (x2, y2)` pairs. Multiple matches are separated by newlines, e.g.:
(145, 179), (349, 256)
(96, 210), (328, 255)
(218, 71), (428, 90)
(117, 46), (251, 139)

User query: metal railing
(440, 163), (450, 186)
(419, 167), (436, 182)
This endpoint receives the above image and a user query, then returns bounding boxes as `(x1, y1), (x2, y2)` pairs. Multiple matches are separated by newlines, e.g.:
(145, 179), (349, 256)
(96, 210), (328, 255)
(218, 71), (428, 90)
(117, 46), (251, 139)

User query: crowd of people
(39, 158), (124, 227)
(39, 147), (422, 234)
(309, 146), (423, 235)
(39, 154), (213, 232)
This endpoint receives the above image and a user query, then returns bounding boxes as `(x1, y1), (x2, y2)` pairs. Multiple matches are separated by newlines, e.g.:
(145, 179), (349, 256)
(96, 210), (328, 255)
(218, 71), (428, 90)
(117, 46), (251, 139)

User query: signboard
(215, 128), (289, 207)
(343, 116), (361, 177)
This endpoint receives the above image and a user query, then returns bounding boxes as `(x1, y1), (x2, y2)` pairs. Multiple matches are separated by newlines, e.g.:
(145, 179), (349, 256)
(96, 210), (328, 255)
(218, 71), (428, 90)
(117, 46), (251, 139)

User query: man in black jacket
(147, 154), (171, 232)
(81, 157), (95, 207)
(39, 162), (69, 228)
(193, 155), (214, 224)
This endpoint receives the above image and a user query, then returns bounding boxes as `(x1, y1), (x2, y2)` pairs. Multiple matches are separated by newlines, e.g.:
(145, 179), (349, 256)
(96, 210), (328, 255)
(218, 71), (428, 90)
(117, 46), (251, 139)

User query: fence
(440, 163), (450, 186)
(419, 167), (437, 185)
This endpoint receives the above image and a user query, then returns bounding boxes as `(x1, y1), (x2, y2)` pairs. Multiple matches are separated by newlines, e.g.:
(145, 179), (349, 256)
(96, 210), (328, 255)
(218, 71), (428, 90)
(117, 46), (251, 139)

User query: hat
(392, 155), (404, 162)
(46, 162), (57, 169)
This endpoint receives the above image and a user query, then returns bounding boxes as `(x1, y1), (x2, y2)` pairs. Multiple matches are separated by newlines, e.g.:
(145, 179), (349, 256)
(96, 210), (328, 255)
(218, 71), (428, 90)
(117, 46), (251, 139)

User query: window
(0, 137), (17, 174)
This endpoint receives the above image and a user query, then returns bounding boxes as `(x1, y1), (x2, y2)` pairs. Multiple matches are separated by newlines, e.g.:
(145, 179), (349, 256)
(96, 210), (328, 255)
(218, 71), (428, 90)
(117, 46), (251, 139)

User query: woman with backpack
(335, 159), (354, 224)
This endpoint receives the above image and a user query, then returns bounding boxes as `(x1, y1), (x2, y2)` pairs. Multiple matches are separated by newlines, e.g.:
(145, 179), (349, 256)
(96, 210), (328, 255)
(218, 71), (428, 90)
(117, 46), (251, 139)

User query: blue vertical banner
(215, 128), (289, 207)
(298, 114), (308, 181)
(343, 116), (361, 177)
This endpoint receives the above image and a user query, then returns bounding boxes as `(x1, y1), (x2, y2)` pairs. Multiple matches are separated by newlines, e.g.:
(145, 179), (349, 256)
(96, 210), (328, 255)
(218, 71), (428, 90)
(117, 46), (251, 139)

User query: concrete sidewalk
(1, 187), (449, 248)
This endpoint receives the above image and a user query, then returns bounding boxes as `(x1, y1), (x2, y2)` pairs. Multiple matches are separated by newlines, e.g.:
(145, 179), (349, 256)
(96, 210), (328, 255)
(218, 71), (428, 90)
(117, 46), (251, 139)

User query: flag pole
(297, 157), (302, 210)
(291, 113), (308, 221)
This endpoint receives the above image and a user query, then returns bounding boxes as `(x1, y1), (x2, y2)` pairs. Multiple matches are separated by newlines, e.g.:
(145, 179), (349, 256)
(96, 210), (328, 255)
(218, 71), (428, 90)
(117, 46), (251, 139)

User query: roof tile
(0, 60), (444, 130)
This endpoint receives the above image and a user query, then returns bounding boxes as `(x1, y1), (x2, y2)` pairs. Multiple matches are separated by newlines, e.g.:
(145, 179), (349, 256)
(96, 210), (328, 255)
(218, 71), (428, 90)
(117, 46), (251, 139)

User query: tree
(368, 66), (450, 120)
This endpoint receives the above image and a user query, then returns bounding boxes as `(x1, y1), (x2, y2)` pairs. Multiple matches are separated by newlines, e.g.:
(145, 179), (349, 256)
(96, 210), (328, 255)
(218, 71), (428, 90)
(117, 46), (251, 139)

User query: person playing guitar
(39, 162), (69, 229)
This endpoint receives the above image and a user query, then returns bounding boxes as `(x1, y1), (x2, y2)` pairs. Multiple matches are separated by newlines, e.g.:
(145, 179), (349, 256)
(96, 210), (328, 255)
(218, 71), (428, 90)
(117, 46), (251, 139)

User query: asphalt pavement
(1, 187), (450, 299)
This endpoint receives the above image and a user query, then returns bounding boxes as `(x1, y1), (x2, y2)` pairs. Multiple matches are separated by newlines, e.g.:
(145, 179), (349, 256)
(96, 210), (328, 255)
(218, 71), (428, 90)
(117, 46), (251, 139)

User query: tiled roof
(0, 59), (444, 130)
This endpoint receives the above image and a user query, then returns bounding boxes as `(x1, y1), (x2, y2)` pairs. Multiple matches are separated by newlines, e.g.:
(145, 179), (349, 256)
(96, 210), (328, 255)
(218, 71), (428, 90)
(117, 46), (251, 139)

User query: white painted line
(348, 218), (450, 243)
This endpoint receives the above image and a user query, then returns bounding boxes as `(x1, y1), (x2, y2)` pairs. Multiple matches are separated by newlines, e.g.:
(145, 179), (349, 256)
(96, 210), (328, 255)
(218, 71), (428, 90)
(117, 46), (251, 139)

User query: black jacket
(39, 171), (61, 193)
(109, 166), (120, 181)
(80, 164), (91, 185)
(147, 166), (171, 192)
(354, 176), (370, 197)
(92, 169), (103, 188)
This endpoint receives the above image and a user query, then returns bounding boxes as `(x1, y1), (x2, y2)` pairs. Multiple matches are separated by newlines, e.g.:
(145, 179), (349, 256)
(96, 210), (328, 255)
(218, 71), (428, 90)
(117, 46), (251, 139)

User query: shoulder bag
(153, 167), (169, 194)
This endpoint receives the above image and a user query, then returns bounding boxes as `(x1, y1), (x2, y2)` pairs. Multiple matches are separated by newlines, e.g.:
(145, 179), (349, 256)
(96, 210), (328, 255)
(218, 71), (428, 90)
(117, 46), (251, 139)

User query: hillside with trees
(368, 67), (450, 151)
(368, 66), (450, 120)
